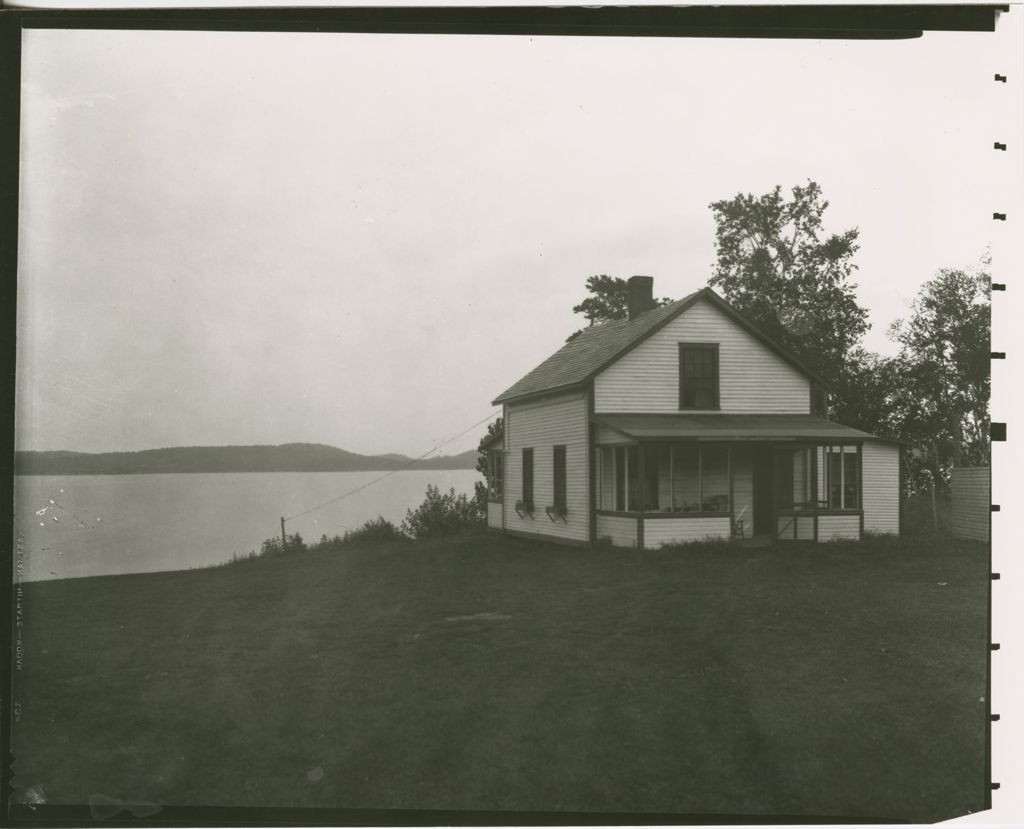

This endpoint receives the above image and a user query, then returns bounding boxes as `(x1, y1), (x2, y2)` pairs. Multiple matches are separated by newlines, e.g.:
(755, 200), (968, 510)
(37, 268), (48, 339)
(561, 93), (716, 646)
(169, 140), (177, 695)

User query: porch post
(727, 445), (733, 516)
(637, 443), (646, 513)
(812, 443), (819, 542)
(669, 444), (674, 512)
(697, 444), (703, 509)
(622, 448), (628, 512)
(857, 442), (864, 538)
(839, 445), (846, 509)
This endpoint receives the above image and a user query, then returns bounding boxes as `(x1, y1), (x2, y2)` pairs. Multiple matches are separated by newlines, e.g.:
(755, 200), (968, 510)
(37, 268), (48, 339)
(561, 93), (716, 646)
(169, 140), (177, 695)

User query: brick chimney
(627, 275), (655, 320)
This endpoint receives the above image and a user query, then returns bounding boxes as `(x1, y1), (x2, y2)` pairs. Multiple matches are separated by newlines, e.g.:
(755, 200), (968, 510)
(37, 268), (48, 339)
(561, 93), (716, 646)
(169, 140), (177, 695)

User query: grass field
(11, 528), (989, 821)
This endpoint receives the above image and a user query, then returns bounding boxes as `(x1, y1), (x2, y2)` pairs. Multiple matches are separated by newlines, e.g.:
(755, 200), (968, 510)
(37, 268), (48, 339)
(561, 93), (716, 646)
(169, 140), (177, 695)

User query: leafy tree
(474, 416), (503, 513)
(829, 347), (904, 436)
(708, 181), (868, 412)
(887, 260), (991, 489)
(567, 275), (672, 341)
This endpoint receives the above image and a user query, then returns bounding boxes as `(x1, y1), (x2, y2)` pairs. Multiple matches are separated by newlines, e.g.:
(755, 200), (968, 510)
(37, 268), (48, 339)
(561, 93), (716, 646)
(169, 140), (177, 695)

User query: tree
(888, 260), (991, 489)
(474, 416), (503, 513)
(708, 181), (869, 414)
(567, 275), (672, 341)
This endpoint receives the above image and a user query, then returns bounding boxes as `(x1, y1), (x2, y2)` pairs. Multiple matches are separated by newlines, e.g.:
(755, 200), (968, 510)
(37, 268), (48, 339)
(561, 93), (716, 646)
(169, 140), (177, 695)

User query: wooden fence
(950, 467), (990, 543)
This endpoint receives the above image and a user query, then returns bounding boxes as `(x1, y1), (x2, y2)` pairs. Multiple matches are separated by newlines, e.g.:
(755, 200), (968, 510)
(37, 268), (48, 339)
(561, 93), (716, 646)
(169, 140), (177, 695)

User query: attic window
(679, 343), (719, 410)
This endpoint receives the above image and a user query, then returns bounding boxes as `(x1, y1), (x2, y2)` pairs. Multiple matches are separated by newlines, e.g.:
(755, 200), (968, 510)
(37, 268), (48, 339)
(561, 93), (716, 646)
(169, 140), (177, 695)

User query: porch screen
(672, 445), (699, 510)
(700, 446), (729, 513)
(663, 446), (729, 509)
(488, 450), (503, 499)
(598, 446), (641, 512)
(825, 446), (859, 510)
(598, 444), (731, 514)
(777, 447), (813, 510)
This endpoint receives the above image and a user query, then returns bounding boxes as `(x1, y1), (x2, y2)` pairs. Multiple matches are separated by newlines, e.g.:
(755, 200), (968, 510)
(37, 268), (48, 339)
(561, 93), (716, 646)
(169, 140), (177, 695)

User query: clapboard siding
(487, 501), (503, 529)
(596, 514), (638, 547)
(504, 391), (589, 542)
(818, 514), (861, 541)
(951, 467), (990, 542)
(862, 441), (900, 535)
(643, 517), (731, 548)
(594, 298), (810, 414)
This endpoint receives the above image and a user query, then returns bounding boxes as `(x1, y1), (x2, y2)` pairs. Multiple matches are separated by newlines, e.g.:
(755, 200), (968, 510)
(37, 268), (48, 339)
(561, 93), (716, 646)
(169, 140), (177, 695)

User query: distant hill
(14, 443), (479, 476)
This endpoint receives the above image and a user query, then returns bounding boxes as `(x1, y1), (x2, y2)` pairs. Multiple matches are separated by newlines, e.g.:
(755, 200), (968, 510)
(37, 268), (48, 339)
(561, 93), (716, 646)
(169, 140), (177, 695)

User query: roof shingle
(492, 292), (699, 405)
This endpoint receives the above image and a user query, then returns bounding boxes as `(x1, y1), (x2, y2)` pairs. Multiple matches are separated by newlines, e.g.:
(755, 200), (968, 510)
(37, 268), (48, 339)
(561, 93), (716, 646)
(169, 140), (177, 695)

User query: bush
(314, 517), (409, 548)
(401, 484), (483, 540)
(260, 532), (307, 558)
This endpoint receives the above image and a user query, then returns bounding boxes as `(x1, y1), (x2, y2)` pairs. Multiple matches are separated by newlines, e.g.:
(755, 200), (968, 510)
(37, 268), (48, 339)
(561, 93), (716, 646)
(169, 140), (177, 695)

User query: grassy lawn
(11, 529), (989, 821)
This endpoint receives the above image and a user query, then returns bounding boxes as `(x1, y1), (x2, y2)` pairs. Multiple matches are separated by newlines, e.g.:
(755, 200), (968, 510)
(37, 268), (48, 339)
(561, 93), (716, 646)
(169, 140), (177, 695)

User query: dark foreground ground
(11, 529), (989, 822)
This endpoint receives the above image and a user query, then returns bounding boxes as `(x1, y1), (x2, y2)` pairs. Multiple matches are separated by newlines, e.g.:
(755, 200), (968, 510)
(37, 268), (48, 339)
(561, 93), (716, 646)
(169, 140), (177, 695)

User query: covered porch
(592, 414), (875, 547)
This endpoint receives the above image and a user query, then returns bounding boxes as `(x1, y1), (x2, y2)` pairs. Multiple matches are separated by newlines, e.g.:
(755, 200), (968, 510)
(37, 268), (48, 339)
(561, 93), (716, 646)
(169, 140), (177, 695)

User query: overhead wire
(282, 409), (501, 524)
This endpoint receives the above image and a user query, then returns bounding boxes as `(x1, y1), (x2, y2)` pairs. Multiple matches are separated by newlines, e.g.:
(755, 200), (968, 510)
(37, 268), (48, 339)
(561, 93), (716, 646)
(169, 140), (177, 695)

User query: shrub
(401, 484), (483, 540)
(339, 516), (409, 546)
(473, 480), (489, 516)
(260, 532), (307, 558)
(268, 520), (409, 555)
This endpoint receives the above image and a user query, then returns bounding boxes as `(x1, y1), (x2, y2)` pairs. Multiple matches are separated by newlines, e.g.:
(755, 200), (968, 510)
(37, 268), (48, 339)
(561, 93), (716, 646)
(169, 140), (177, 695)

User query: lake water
(13, 470), (481, 582)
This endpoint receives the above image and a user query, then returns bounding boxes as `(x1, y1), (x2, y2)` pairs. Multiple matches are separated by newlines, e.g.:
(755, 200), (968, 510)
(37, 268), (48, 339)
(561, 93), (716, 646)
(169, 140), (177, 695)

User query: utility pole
(281, 516), (287, 550)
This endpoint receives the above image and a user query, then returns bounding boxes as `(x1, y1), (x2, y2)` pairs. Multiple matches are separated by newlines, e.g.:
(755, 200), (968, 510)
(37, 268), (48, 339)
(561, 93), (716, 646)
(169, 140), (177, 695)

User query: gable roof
(492, 287), (829, 406)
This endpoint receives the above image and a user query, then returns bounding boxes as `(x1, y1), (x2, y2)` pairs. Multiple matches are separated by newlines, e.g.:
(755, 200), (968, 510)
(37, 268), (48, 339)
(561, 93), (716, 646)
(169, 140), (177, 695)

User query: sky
(15, 22), (1009, 457)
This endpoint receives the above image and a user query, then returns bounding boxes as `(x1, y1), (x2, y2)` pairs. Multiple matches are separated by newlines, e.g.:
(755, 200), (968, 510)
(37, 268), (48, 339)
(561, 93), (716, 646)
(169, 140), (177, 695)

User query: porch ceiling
(593, 413), (881, 442)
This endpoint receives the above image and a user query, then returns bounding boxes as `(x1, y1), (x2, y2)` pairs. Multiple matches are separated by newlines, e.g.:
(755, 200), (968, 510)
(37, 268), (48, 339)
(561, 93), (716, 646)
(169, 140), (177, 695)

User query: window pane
(680, 346), (718, 409)
(701, 445), (729, 512)
(673, 444), (699, 511)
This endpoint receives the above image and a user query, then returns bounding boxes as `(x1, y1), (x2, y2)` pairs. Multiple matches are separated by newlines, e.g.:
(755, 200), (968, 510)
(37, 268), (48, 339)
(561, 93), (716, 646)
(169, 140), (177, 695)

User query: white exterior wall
(594, 298), (811, 414)
(487, 501), (503, 530)
(596, 514), (637, 547)
(862, 440), (900, 535)
(504, 391), (589, 543)
(798, 515), (815, 540)
(818, 514), (861, 541)
(643, 517), (731, 548)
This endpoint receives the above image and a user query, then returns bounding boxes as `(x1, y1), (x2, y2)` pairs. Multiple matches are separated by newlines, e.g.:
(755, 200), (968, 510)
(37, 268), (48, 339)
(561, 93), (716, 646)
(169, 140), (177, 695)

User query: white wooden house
(484, 276), (901, 548)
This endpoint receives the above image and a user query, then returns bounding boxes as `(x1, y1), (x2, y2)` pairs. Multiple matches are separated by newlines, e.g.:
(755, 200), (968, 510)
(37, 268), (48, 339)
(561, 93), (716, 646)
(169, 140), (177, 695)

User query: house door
(752, 446), (775, 536)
